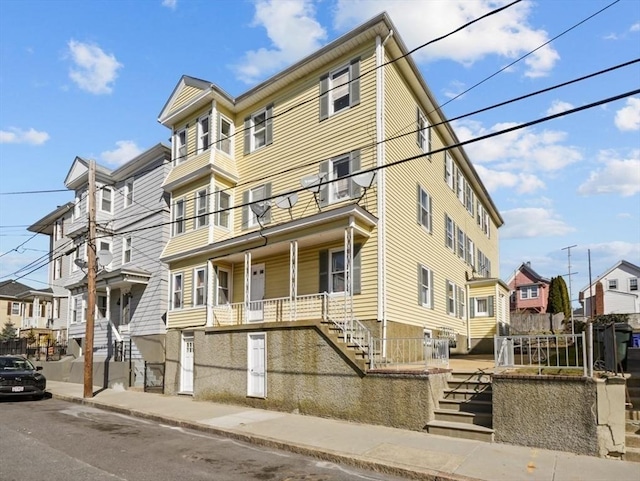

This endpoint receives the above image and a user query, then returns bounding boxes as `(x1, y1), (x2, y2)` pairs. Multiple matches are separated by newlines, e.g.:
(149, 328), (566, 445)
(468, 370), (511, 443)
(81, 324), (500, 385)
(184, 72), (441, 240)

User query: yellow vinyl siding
(171, 85), (205, 114)
(167, 256), (210, 329)
(232, 47), (378, 234)
(163, 149), (211, 187)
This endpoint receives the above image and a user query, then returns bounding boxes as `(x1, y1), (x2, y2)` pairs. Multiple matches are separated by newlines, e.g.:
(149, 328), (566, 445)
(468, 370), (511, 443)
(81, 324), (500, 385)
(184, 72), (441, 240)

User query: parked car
(0, 355), (47, 400)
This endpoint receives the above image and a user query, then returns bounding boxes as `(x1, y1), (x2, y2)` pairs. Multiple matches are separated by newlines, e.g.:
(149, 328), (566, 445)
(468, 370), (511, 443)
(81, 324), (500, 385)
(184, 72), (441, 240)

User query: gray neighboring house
(28, 143), (172, 386)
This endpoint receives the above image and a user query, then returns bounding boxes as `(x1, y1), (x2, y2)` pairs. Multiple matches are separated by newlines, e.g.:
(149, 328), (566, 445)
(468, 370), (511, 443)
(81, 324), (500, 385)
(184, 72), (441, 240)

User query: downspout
(466, 283), (471, 352)
(376, 30), (392, 356)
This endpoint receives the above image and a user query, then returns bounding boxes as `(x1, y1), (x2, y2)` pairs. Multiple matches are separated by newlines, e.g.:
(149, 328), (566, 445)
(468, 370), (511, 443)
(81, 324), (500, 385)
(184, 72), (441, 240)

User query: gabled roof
(579, 259), (640, 293)
(0, 280), (34, 298)
(506, 262), (550, 286)
(64, 156), (113, 190)
(27, 202), (74, 235)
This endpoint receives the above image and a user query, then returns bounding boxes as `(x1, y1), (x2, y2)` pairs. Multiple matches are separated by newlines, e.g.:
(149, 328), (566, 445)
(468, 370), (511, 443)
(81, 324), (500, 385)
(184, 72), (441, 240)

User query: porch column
(105, 285), (111, 321)
(33, 297), (39, 328)
(206, 259), (214, 327)
(344, 224), (354, 325)
(289, 240), (298, 322)
(244, 252), (252, 324)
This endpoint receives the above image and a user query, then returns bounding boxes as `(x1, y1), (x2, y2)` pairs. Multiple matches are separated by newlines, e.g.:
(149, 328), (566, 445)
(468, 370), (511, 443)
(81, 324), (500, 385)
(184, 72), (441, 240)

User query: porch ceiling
(65, 266), (152, 293)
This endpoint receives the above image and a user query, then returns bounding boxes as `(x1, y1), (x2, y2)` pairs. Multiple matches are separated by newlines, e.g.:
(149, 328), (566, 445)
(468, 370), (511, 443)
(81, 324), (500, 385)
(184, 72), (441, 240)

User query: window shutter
(353, 243), (362, 294)
(349, 150), (361, 199)
(430, 270), (434, 309)
(319, 160), (329, 207)
(6, 303), (10, 315)
(349, 58), (360, 107)
(428, 194), (432, 232)
(470, 298), (476, 318)
(243, 116), (251, 154)
(319, 75), (329, 121)
(242, 190), (249, 229)
(417, 185), (422, 226)
(263, 183), (272, 224)
(265, 104), (273, 146)
(417, 264), (424, 305)
(319, 250), (328, 293)
(488, 295), (495, 317)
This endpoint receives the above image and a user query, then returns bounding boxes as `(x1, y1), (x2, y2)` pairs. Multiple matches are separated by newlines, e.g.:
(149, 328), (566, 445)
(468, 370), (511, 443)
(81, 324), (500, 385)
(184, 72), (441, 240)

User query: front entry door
(247, 333), (266, 397)
(180, 333), (194, 393)
(248, 264), (265, 322)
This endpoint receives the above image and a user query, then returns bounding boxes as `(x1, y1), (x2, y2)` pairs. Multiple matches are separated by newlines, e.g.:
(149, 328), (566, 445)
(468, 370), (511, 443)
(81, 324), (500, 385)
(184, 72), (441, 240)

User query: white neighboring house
(28, 144), (172, 386)
(579, 260), (640, 327)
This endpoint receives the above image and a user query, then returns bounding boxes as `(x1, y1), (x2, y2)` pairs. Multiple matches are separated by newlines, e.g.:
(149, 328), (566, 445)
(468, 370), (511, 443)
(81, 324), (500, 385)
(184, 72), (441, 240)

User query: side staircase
(426, 369), (494, 442)
(625, 348), (640, 463)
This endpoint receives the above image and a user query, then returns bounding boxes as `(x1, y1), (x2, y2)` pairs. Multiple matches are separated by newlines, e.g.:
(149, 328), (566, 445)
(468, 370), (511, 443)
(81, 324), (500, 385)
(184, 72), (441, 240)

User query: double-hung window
(608, 279), (618, 290)
(630, 278), (638, 291)
(193, 267), (206, 307)
(445, 215), (455, 250)
(176, 128), (187, 163)
(124, 178), (134, 208)
(197, 115), (210, 153)
(216, 268), (230, 304)
(475, 297), (489, 316)
(100, 186), (113, 213)
(457, 228), (465, 259)
(419, 265), (433, 308)
(71, 294), (86, 323)
(195, 189), (208, 229)
(53, 257), (62, 280)
(319, 150), (361, 206)
(217, 115), (232, 154)
(329, 249), (346, 293)
(417, 108), (431, 153)
(215, 191), (230, 228)
(11, 302), (20, 315)
(446, 281), (456, 316)
(54, 219), (63, 240)
(243, 105), (273, 154)
(73, 192), (82, 220)
(122, 236), (132, 264)
(243, 184), (271, 229)
(319, 58), (360, 120)
(418, 186), (432, 232)
(456, 169), (464, 204)
(172, 273), (183, 310)
(173, 199), (185, 235)
(520, 286), (539, 299)
(444, 152), (454, 189)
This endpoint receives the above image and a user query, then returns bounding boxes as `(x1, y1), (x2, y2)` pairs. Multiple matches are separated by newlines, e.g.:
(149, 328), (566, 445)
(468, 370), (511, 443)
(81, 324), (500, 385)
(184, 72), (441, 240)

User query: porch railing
(369, 337), (450, 370)
(494, 333), (587, 376)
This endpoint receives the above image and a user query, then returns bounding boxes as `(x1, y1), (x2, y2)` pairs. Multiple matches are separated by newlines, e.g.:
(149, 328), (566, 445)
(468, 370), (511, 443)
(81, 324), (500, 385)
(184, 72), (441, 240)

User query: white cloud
(581, 241), (640, 268)
(578, 150), (640, 197)
(67, 40), (123, 94)
(500, 207), (575, 239)
(546, 100), (574, 116)
(232, 0), (327, 84)
(455, 119), (583, 173)
(333, 0), (560, 78)
(631, 23), (640, 32)
(0, 127), (50, 145)
(100, 140), (142, 166)
(162, 0), (177, 9)
(474, 165), (545, 194)
(614, 97), (640, 131)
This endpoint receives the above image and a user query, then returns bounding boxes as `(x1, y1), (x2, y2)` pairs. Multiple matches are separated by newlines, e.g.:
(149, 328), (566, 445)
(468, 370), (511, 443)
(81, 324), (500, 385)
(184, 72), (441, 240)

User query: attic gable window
(319, 58), (360, 120)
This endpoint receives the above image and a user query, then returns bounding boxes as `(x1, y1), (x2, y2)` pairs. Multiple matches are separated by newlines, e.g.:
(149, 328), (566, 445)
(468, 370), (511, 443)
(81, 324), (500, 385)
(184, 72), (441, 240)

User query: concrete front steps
(426, 369), (494, 442)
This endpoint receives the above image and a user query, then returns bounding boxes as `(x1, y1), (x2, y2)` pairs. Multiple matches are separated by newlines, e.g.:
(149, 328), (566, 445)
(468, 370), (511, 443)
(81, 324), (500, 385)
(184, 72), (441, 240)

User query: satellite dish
(97, 250), (113, 268)
(74, 258), (88, 269)
(250, 201), (269, 218)
(275, 192), (298, 210)
(352, 171), (376, 189)
(300, 173), (326, 194)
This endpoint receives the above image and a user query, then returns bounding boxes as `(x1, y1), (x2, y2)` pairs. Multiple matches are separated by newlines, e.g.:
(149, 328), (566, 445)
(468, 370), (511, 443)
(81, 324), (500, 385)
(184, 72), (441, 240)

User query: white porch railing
(369, 337), (450, 370)
(494, 333), (587, 376)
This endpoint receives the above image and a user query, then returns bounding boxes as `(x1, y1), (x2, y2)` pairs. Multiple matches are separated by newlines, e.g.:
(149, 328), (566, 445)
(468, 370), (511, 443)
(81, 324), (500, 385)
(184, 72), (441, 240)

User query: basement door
(248, 264), (265, 322)
(180, 333), (194, 394)
(247, 333), (266, 398)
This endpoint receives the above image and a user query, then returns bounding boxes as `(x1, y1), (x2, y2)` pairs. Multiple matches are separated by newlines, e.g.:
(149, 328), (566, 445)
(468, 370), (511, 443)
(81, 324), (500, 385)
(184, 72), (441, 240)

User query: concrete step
(439, 398), (493, 413)
(624, 446), (640, 463)
(626, 421), (640, 434)
(442, 388), (492, 402)
(626, 410), (640, 421)
(425, 420), (494, 442)
(447, 379), (492, 391)
(434, 409), (492, 428)
(626, 433), (640, 448)
(450, 371), (493, 383)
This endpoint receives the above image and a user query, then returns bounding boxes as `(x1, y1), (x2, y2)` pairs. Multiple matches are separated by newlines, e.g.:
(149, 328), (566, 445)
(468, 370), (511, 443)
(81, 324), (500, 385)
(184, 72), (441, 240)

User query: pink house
(506, 262), (550, 313)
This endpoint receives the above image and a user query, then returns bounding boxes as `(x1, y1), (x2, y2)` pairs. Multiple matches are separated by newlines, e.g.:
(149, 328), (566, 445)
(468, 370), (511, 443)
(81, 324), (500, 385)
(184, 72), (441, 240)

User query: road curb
(50, 391), (480, 481)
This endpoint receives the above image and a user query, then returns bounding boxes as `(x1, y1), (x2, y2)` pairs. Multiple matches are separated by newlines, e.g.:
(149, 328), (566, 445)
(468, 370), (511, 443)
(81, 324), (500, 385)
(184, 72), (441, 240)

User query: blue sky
(0, 0), (639, 305)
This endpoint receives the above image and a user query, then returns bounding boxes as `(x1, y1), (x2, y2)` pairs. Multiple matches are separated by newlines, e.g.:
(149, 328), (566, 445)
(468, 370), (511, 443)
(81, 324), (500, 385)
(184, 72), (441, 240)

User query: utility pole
(561, 244), (577, 335)
(84, 160), (97, 398)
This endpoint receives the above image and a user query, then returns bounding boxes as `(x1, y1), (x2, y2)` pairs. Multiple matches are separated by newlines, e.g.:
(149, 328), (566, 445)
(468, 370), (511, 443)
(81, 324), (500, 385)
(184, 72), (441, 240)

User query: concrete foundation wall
(36, 358), (130, 389)
(165, 325), (449, 431)
(492, 374), (627, 458)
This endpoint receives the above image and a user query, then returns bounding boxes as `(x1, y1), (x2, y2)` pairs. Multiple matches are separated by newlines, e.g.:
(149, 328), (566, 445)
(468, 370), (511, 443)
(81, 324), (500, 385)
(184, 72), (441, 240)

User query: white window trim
(418, 186), (432, 233)
(328, 63), (351, 116)
(195, 189), (209, 229)
(445, 153), (453, 189)
(630, 278), (638, 291)
(445, 215), (454, 251)
(475, 297), (490, 317)
(176, 128), (187, 163)
(173, 198), (186, 236)
(124, 178), (134, 208)
(419, 265), (432, 308)
(11, 302), (20, 316)
(417, 109), (431, 153)
(100, 186), (114, 214)
(122, 236), (132, 264)
(608, 279), (618, 290)
(197, 114), (210, 154)
(53, 257), (62, 280)
(193, 267), (207, 307)
(447, 281), (456, 316)
(329, 154), (351, 204)
(217, 115), (233, 155)
(329, 248), (346, 294)
(215, 191), (231, 229)
(172, 272), (184, 310)
(216, 267), (231, 305)
(247, 186), (266, 228)
(251, 109), (267, 152)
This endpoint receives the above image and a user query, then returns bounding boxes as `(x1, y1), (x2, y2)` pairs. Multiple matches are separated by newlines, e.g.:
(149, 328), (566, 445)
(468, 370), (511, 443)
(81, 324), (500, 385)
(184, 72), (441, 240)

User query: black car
(0, 355), (47, 400)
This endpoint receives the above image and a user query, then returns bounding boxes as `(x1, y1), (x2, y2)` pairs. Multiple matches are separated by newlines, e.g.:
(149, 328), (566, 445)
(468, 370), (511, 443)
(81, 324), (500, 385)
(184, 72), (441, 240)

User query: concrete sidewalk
(47, 381), (639, 481)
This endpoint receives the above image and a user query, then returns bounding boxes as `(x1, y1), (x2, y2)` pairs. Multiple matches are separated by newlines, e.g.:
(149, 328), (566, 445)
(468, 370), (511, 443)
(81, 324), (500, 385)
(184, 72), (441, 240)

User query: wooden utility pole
(84, 160), (97, 398)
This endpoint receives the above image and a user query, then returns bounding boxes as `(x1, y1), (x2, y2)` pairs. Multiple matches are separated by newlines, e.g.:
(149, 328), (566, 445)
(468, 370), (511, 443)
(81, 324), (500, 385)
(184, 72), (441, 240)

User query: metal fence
(494, 332), (587, 376)
(0, 338), (68, 361)
(370, 337), (449, 370)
